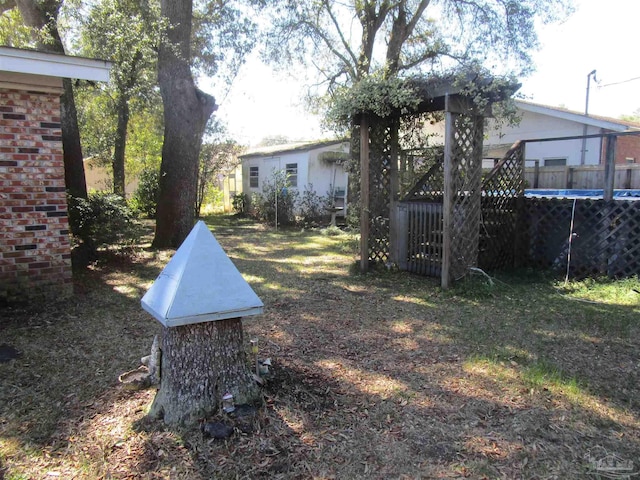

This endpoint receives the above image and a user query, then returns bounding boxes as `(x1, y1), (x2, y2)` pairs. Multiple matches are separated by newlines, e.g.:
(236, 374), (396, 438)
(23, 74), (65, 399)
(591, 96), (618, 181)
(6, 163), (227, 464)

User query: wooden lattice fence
(356, 75), (518, 284)
(478, 141), (526, 271)
(395, 130), (640, 281)
(444, 114), (484, 282)
(523, 198), (640, 278)
(367, 123), (393, 264)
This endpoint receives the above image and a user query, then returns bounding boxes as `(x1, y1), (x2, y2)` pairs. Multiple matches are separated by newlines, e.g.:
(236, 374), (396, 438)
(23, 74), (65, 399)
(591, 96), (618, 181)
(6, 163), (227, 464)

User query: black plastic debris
(0, 344), (20, 363)
(201, 421), (234, 440)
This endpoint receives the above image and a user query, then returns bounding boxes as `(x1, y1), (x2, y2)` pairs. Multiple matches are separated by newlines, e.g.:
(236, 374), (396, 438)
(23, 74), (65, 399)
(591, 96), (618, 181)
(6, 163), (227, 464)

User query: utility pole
(580, 69), (597, 165)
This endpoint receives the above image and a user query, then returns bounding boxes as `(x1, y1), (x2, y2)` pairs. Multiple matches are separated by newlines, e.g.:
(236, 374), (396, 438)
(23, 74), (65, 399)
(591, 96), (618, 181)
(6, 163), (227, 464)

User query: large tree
(1, 0), (89, 199)
(152, 0), (217, 248)
(152, 0), (258, 247)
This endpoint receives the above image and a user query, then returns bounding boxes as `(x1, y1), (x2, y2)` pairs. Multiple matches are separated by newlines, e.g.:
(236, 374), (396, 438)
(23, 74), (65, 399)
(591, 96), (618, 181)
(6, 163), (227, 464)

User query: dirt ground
(1, 217), (639, 479)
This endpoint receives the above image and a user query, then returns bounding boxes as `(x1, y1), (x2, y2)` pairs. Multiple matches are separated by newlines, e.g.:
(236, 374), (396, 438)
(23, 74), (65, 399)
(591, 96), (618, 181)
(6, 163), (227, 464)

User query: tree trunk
(152, 0), (217, 248)
(16, 0), (88, 199)
(60, 78), (88, 199)
(150, 318), (260, 426)
(112, 95), (129, 197)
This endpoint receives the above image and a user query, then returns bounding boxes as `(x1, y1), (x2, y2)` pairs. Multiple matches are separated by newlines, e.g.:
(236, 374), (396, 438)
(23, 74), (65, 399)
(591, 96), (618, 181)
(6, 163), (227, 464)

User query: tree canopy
(265, 0), (573, 109)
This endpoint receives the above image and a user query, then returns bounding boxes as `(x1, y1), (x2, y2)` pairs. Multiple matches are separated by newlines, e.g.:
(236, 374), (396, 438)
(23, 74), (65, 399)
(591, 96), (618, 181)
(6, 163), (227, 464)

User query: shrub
(130, 166), (159, 218)
(68, 192), (141, 258)
(250, 170), (298, 226)
(298, 184), (328, 227)
(232, 193), (247, 214)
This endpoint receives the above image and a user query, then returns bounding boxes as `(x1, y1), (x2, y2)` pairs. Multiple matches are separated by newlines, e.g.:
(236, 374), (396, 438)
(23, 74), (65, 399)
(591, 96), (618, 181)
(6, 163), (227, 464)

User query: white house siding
(241, 141), (349, 216)
(487, 110), (603, 166)
(306, 143), (349, 201)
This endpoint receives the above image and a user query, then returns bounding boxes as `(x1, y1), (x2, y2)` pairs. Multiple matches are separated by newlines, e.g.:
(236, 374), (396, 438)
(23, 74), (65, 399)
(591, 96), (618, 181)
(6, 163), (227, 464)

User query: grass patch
(557, 276), (640, 306)
(1, 214), (639, 479)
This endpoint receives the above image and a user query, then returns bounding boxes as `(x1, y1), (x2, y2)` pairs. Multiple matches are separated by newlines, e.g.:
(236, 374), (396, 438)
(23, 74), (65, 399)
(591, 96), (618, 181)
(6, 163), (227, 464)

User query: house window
(626, 157), (636, 164)
(544, 158), (567, 167)
(249, 167), (259, 188)
(286, 163), (298, 187)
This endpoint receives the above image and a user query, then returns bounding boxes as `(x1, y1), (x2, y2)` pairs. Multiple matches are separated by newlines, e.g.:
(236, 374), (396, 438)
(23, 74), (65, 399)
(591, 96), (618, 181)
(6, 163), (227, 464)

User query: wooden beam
(443, 95), (492, 117)
(359, 116), (370, 273)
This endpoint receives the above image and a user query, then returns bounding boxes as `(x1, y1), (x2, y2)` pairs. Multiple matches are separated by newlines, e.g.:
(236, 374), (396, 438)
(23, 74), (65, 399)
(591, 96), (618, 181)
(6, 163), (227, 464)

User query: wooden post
(514, 144), (526, 268)
(389, 118), (400, 266)
(604, 135), (617, 201)
(441, 98), (454, 289)
(396, 203), (409, 270)
(360, 116), (370, 273)
(533, 159), (540, 189)
(567, 167), (574, 189)
(625, 166), (632, 190)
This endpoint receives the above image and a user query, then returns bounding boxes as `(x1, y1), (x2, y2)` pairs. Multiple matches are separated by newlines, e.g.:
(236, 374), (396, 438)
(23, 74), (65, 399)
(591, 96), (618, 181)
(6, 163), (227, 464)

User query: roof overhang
(0, 46), (111, 93)
(240, 139), (348, 159)
(0, 46), (111, 81)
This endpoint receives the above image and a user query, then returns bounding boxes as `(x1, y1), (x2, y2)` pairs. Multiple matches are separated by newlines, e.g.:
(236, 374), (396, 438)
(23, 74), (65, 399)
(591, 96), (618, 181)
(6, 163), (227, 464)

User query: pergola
(355, 74), (518, 288)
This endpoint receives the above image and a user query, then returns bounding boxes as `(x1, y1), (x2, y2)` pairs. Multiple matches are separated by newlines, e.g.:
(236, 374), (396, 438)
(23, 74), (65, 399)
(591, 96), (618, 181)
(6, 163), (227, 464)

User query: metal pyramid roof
(141, 221), (263, 327)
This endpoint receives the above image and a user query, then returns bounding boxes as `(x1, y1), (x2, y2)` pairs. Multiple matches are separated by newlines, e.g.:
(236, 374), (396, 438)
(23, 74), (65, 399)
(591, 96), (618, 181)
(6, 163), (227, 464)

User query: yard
(1, 215), (639, 479)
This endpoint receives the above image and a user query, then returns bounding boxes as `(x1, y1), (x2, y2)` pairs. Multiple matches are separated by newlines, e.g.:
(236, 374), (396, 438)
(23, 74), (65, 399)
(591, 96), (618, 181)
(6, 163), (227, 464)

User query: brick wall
(616, 134), (640, 164)
(0, 87), (73, 302)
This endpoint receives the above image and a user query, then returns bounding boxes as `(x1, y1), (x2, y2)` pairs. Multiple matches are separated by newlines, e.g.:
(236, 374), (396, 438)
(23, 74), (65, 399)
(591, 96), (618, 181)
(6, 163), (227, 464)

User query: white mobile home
(240, 139), (350, 217)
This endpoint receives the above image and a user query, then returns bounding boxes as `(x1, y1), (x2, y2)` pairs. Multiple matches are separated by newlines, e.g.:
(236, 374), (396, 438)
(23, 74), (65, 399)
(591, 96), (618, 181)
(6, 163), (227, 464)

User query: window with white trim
(286, 163), (298, 187)
(249, 166), (259, 188)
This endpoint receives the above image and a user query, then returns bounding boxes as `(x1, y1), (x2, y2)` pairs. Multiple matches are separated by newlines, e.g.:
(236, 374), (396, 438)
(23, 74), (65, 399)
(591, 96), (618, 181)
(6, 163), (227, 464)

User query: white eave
(0, 46), (111, 82)
(141, 221), (264, 328)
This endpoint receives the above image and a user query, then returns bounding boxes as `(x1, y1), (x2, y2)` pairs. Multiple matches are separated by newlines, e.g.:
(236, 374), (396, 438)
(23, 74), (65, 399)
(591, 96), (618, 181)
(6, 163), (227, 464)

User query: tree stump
(150, 317), (260, 425)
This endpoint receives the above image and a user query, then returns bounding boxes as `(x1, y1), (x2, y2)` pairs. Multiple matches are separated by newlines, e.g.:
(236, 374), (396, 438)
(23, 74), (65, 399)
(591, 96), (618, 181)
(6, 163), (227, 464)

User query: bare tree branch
(321, 0), (359, 70)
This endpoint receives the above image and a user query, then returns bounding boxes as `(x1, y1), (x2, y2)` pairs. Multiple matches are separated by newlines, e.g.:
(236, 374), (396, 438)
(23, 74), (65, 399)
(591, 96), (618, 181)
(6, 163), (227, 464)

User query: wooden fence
(521, 164), (640, 190)
(394, 132), (640, 281)
(398, 197), (640, 280)
(522, 198), (640, 278)
(397, 202), (443, 276)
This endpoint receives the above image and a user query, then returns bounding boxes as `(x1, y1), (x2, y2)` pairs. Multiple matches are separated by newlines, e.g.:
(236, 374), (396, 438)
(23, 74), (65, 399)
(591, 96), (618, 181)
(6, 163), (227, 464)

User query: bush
(249, 170), (298, 226)
(232, 193), (247, 214)
(130, 166), (159, 218)
(298, 184), (328, 227)
(68, 193), (141, 258)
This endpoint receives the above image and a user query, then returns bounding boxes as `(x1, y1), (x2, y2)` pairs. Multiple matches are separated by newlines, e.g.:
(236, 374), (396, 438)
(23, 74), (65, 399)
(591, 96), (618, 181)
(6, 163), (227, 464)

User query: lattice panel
(448, 114), (484, 281)
(402, 158), (444, 202)
(523, 198), (640, 279)
(399, 146), (445, 199)
(367, 122), (393, 264)
(479, 142), (526, 271)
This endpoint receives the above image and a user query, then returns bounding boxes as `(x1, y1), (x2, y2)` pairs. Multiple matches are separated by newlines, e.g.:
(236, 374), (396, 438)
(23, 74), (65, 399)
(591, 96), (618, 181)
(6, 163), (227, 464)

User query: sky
(210, 0), (640, 147)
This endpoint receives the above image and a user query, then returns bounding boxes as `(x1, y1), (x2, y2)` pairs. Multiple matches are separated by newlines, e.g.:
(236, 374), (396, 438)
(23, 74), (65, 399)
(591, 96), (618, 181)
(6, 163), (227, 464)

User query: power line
(597, 76), (640, 88)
